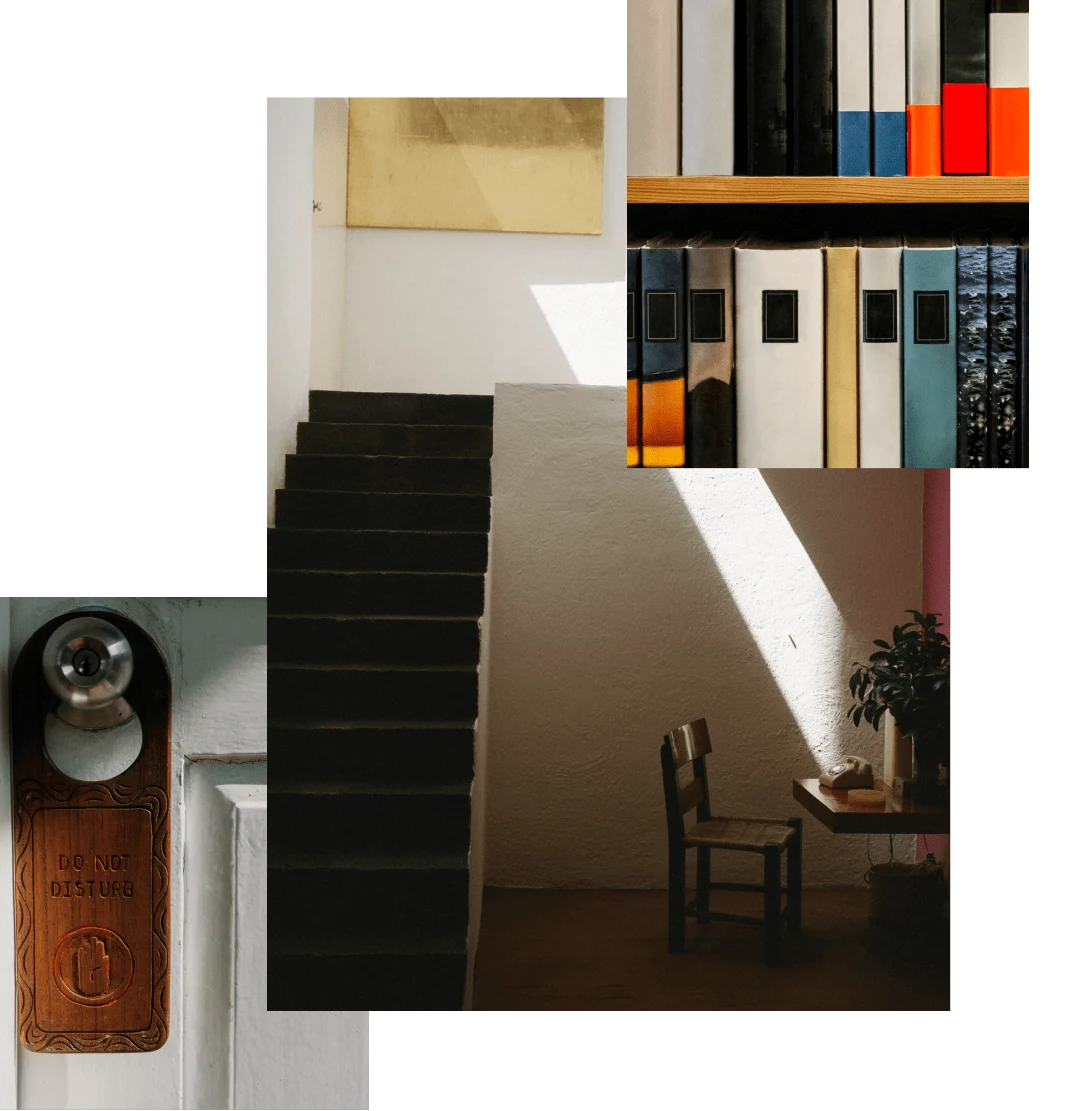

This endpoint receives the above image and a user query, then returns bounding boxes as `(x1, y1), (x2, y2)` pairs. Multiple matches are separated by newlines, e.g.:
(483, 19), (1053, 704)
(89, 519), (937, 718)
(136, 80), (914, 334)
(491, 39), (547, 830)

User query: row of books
(628, 0), (1029, 177)
(627, 235), (1029, 469)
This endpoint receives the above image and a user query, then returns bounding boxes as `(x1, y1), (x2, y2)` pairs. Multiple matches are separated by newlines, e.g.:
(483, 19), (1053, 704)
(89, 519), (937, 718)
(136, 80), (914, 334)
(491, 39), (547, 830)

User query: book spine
(1020, 244), (1028, 466)
(907, 0), (942, 176)
(686, 245), (736, 467)
(858, 246), (904, 467)
(872, 0), (907, 176)
(683, 0), (735, 175)
(988, 244), (1021, 466)
(836, 0), (871, 175)
(942, 0), (989, 174)
(989, 4), (1029, 176)
(734, 246), (825, 467)
(956, 244), (990, 467)
(826, 247), (859, 466)
(791, 0), (835, 175)
(628, 0), (680, 175)
(627, 246), (642, 467)
(640, 246), (687, 467)
(902, 247), (958, 467)
(743, 0), (789, 175)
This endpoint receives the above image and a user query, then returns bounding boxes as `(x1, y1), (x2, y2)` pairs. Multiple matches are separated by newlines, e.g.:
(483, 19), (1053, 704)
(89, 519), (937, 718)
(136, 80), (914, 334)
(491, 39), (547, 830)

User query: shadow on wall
(482, 385), (924, 891)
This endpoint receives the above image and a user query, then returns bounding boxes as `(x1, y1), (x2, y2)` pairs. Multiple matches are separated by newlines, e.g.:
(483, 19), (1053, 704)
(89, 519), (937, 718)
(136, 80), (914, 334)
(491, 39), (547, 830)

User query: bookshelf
(628, 177), (1029, 205)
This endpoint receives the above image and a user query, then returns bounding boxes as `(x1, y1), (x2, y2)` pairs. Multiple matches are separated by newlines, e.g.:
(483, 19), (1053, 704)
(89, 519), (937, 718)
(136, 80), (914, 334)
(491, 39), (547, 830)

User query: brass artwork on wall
(346, 98), (604, 235)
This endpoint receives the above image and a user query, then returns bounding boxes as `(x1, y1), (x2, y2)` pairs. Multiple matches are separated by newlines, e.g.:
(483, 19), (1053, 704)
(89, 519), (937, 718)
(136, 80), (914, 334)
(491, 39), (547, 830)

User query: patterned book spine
(988, 244), (1020, 467)
(627, 245), (642, 467)
(956, 244), (990, 467)
(1020, 244), (1029, 466)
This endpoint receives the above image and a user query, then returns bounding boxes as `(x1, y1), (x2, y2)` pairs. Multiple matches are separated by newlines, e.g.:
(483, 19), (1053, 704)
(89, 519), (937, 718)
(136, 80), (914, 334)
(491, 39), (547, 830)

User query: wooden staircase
(268, 390), (493, 1010)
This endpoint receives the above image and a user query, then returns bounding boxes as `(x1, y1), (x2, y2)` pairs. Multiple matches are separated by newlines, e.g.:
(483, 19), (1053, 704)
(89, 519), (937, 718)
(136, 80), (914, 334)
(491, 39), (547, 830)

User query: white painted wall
(341, 99), (626, 394)
(311, 98), (348, 394)
(268, 98), (314, 524)
(483, 386), (922, 890)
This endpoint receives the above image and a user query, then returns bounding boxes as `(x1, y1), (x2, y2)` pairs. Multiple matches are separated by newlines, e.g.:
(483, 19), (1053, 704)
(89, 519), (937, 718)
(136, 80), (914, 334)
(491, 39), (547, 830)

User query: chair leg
(695, 847), (710, 924)
(668, 848), (686, 954)
(786, 818), (802, 933)
(763, 847), (782, 965)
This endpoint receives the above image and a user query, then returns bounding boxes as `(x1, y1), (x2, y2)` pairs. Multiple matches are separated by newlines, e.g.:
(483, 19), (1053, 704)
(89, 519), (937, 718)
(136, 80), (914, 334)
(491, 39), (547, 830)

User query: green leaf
(873, 640), (891, 650)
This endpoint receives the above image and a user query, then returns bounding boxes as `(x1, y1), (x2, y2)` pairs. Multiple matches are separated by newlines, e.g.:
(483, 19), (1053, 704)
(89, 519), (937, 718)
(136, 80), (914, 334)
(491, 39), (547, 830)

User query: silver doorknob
(42, 617), (136, 729)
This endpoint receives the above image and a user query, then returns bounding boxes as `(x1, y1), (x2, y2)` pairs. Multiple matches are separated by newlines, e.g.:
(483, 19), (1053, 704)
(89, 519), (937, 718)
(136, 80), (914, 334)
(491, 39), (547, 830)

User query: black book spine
(740, 0), (788, 175)
(989, 2), (1029, 13)
(988, 244), (1020, 467)
(790, 0), (835, 175)
(943, 0), (988, 85)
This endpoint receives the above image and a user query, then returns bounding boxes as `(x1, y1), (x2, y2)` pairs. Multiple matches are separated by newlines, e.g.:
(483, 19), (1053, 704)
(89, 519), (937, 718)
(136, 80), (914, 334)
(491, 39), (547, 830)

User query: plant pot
(911, 732), (948, 805)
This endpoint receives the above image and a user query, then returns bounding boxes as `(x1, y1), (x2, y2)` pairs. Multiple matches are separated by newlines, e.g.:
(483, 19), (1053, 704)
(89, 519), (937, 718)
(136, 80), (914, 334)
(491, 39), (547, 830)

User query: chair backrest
(660, 719), (713, 845)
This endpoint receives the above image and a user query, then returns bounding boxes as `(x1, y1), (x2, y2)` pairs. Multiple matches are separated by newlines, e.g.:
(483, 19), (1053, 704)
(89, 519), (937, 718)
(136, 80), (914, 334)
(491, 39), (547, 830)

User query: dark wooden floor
(473, 887), (949, 1010)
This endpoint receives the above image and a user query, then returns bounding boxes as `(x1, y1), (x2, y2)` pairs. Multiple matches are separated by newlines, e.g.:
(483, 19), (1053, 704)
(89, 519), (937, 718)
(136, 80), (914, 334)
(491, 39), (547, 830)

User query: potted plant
(848, 611), (949, 805)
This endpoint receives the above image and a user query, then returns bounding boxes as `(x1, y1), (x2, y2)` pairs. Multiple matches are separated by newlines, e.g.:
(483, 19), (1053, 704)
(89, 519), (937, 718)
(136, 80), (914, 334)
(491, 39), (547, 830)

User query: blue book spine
(873, 113), (907, 175)
(838, 113), (871, 175)
(640, 247), (686, 381)
(956, 245), (989, 467)
(903, 247), (959, 467)
(988, 244), (1020, 467)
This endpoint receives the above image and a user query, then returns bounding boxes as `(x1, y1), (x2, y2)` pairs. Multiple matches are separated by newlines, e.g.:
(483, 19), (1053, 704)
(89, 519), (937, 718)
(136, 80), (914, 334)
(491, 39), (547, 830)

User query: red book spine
(942, 83), (987, 173)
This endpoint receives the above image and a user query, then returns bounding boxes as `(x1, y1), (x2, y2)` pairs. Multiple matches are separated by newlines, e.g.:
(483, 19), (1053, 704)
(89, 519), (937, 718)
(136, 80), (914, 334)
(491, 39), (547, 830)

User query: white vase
(884, 712), (913, 784)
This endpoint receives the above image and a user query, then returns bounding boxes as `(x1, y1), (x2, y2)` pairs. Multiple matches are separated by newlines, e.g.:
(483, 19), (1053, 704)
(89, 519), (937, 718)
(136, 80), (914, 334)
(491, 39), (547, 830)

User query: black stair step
(274, 490), (490, 532)
(268, 528), (489, 573)
(268, 664), (478, 721)
(285, 454), (491, 496)
(268, 952), (466, 1010)
(310, 389), (493, 427)
(270, 723), (475, 788)
(269, 865), (468, 942)
(270, 779), (471, 797)
(269, 614), (480, 666)
(297, 421), (492, 458)
(270, 791), (470, 855)
(269, 570), (485, 617)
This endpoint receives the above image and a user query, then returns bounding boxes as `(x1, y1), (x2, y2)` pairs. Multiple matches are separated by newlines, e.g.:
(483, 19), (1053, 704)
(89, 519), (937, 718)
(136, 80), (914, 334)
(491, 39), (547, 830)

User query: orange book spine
(641, 378), (685, 468)
(989, 86), (1028, 176)
(907, 104), (942, 176)
(627, 379), (641, 466)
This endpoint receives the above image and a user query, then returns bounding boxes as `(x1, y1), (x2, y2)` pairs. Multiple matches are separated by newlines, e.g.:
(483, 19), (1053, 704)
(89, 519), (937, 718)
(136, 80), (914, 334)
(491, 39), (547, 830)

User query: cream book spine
(629, 0), (680, 175)
(858, 239), (903, 467)
(682, 0), (734, 175)
(734, 242), (826, 468)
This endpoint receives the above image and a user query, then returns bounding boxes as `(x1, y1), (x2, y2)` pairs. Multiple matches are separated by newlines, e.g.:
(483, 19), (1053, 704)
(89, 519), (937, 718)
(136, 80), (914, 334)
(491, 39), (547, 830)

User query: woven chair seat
(683, 817), (797, 853)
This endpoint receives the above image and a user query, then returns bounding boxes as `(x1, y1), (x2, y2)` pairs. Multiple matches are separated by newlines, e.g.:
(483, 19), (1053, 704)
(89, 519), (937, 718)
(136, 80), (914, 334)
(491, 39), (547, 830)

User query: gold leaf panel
(347, 98), (604, 235)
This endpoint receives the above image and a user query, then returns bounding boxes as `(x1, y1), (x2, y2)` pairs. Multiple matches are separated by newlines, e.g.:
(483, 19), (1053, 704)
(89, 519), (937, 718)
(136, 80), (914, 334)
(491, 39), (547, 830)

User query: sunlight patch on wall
(668, 469), (845, 764)
(530, 282), (623, 385)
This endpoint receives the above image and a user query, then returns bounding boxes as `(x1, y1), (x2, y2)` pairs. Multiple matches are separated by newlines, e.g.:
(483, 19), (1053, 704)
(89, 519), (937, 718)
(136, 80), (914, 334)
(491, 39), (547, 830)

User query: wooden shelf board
(628, 176), (1028, 205)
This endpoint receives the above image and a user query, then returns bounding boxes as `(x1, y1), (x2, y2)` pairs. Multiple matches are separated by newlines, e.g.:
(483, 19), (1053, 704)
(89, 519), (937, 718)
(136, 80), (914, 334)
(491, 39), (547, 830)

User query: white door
(0, 598), (368, 1110)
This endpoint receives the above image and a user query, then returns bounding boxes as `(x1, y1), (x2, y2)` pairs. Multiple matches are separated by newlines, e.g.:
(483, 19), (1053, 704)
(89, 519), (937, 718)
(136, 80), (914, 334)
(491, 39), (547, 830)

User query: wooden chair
(660, 718), (802, 964)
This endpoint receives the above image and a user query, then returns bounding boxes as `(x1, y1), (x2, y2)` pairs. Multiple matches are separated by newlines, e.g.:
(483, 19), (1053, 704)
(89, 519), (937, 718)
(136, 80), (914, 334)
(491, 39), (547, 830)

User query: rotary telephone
(819, 756), (874, 789)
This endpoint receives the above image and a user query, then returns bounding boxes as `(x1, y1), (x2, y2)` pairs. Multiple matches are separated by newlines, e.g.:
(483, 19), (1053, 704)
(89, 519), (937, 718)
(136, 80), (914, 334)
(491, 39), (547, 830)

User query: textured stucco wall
(483, 385), (923, 888)
(341, 99), (626, 394)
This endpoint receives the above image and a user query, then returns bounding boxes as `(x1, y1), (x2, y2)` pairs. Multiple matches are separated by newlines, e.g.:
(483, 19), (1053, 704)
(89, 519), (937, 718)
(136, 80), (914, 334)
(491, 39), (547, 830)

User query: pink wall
(920, 469), (950, 863)
(922, 469), (950, 636)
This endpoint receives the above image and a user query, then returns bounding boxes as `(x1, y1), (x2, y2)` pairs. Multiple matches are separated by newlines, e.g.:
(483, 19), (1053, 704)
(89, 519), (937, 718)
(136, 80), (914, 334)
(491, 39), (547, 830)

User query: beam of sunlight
(668, 469), (845, 767)
(530, 283), (623, 385)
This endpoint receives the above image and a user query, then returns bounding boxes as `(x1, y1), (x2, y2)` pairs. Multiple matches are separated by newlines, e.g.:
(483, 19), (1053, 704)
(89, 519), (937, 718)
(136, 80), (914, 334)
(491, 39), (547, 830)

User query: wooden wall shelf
(628, 176), (1029, 205)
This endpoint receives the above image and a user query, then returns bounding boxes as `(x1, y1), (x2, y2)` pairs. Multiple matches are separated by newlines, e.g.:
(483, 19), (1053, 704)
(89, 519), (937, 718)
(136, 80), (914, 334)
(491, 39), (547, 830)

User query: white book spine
(682, 0), (735, 175)
(858, 246), (903, 468)
(990, 13), (1029, 88)
(872, 0), (907, 113)
(628, 0), (680, 175)
(837, 0), (871, 113)
(734, 248), (825, 468)
(907, 0), (941, 105)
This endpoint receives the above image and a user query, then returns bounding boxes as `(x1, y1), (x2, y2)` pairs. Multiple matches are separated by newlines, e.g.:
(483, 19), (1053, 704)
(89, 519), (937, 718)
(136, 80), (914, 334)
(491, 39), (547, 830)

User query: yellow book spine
(825, 247), (859, 468)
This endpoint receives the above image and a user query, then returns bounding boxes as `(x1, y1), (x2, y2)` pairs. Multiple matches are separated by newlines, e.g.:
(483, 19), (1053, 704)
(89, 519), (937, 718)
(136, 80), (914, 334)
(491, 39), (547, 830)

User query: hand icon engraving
(74, 935), (110, 997)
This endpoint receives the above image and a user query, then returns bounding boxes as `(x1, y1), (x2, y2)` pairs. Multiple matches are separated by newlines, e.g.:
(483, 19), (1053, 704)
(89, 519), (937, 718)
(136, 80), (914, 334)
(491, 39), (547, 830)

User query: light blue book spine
(903, 246), (958, 467)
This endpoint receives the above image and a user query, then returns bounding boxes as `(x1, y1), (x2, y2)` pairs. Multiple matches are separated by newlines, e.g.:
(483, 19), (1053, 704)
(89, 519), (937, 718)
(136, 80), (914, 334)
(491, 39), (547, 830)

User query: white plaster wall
(341, 99), (626, 394)
(310, 98), (348, 393)
(483, 385), (922, 889)
(268, 98), (314, 524)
